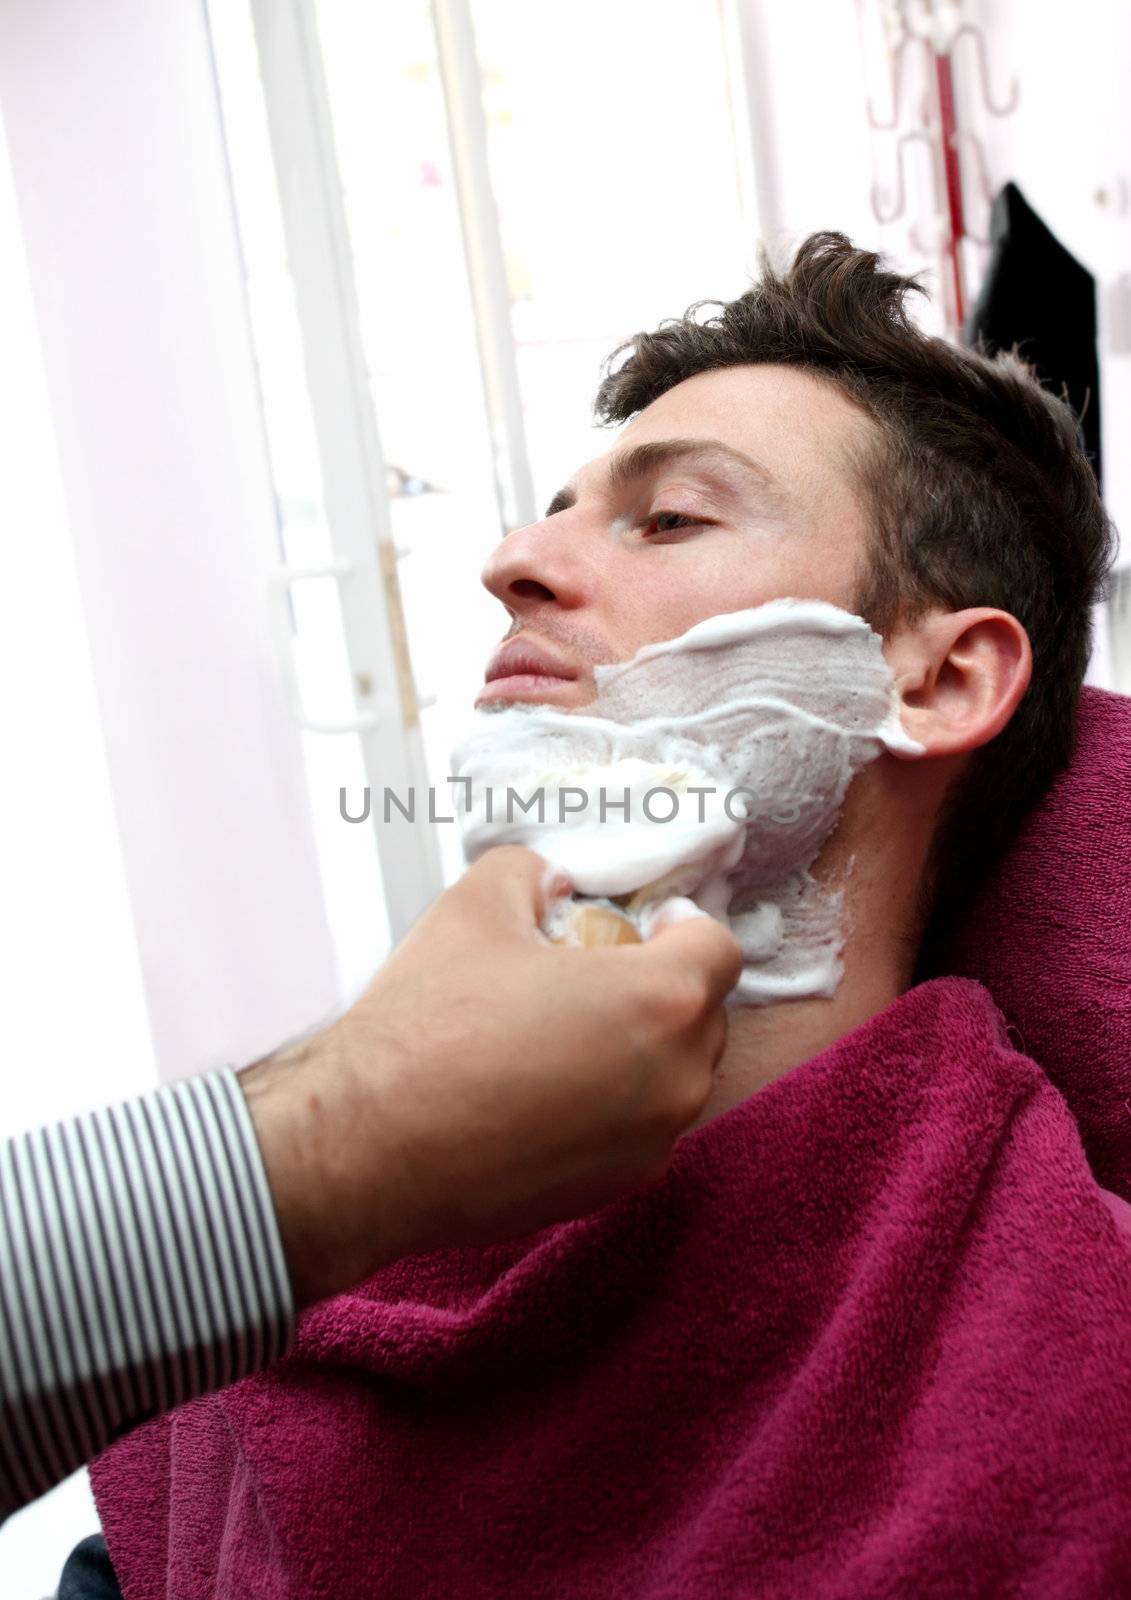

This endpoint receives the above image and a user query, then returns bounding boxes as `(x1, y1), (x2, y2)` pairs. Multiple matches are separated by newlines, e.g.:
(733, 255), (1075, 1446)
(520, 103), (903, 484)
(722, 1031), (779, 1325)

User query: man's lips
(477, 638), (579, 706)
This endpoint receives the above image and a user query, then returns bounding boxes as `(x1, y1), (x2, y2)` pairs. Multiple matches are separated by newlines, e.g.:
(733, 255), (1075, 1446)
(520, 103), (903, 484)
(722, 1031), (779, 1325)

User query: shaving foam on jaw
(451, 598), (925, 1004)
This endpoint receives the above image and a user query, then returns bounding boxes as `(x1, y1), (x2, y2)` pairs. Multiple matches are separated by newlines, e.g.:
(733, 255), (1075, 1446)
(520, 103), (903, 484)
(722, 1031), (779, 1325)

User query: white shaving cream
(451, 599), (924, 1004)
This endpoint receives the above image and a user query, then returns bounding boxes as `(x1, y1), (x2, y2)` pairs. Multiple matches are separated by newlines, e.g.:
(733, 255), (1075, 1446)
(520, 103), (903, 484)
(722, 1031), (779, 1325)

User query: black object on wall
(965, 181), (1101, 491)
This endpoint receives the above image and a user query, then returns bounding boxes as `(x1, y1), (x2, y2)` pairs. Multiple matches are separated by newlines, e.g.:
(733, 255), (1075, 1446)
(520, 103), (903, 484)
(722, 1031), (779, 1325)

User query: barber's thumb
(460, 846), (572, 929)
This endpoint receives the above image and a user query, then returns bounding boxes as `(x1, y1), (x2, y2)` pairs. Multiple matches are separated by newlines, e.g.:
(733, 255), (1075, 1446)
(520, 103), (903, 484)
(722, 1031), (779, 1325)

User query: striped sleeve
(0, 1069), (294, 1520)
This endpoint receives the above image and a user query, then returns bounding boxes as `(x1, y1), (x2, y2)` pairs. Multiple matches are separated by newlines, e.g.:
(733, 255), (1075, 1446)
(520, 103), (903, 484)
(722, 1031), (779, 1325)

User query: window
(208, 0), (760, 980)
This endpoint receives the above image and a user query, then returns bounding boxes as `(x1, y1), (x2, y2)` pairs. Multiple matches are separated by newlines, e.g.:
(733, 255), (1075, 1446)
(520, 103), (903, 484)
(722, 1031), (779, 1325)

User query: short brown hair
(594, 232), (1117, 966)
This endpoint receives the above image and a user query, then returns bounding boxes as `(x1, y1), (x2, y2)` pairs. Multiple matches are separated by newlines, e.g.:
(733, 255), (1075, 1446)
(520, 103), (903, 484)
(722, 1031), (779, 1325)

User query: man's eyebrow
(607, 438), (780, 498)
(542, 437), (781, 519)
(544, 485), (577, 518)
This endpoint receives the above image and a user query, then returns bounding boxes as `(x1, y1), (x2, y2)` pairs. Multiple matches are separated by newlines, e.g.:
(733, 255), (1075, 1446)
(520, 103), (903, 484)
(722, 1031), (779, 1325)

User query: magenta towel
(929, 686), (1131, 1200)
(92, 977), (1131, 1598)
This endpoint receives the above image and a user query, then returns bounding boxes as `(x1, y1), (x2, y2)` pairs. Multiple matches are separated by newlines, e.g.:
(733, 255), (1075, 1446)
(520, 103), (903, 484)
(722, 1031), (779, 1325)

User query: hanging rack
(863, 0), (1019, 333)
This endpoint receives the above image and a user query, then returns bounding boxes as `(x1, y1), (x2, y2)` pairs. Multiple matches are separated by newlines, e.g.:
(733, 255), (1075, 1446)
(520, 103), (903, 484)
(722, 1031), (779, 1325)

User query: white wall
(729, 0), (876, 253)
(0, 0), (342, 1088)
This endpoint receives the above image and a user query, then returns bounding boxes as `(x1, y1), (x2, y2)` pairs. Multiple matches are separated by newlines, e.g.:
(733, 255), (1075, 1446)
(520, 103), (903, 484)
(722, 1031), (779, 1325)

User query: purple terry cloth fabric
(927, 686), (1131, 1203)
(91, 976), (1131, 1598)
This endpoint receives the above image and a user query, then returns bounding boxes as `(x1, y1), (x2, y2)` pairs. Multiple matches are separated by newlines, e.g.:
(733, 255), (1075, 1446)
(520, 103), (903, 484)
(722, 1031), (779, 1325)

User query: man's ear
(885, 607), (1032, 759)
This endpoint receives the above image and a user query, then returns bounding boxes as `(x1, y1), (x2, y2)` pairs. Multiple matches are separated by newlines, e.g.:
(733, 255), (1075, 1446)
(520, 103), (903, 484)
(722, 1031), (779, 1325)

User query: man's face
(477, 363), (877, 708)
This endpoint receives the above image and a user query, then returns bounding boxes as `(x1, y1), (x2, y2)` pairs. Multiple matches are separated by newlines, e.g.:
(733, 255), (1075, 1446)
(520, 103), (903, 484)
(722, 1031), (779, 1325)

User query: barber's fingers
(633, 910), (744, 1011)
(455, 846), (572, 934)
(455, 857), (743, 1012)
(638, 894), (705, 938)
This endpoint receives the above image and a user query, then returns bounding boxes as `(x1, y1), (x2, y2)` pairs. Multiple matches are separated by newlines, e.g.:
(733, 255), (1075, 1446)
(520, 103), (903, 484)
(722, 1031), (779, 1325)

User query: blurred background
(1, 0), (1129, 1584)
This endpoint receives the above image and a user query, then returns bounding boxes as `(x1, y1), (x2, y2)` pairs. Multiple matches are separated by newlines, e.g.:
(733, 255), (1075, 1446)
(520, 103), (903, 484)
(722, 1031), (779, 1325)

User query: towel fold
(92, 977), (1131, 1598)
(930, 686), (1131, 1199)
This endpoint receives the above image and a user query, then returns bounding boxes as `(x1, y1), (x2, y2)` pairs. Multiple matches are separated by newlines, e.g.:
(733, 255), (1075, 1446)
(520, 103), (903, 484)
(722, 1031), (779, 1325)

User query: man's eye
(642, 511), (704, 536)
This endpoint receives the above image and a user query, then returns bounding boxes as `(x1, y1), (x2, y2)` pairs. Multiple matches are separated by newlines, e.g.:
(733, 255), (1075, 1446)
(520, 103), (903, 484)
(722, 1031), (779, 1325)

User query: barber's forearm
(0, 1070), (294, 1521)
(238, 1022), (411, 1308)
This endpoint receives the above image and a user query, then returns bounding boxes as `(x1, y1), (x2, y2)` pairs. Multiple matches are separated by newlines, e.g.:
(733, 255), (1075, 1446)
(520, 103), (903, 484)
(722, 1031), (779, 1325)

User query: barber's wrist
(238, 1026), (407, 1308)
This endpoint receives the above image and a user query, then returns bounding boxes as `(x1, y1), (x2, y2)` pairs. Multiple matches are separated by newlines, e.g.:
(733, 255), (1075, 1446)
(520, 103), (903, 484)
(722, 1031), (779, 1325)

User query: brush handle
(555, 902), (642, 947)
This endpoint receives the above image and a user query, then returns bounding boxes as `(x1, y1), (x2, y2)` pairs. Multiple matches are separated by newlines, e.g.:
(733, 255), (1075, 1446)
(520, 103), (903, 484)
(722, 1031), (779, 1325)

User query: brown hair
(594, 232), (1117, 967)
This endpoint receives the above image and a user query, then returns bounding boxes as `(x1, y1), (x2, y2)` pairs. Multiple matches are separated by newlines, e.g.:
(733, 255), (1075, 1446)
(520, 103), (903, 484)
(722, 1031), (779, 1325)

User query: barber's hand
(241, 847), (742, 1306)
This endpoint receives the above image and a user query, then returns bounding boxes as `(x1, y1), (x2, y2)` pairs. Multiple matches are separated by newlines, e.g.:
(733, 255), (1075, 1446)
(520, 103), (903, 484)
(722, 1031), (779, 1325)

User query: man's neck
(687, 946), (910, 1133)
(681, 755), (938, 1133)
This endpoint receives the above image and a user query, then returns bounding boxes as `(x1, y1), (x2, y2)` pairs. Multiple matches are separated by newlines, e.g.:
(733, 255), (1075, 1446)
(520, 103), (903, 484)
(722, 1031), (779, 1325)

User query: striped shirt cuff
(0, 1069), (294, 1520)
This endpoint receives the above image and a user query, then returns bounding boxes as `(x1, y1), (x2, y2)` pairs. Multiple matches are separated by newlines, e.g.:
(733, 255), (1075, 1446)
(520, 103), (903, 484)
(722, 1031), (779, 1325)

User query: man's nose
(479, 516), (587, 615)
